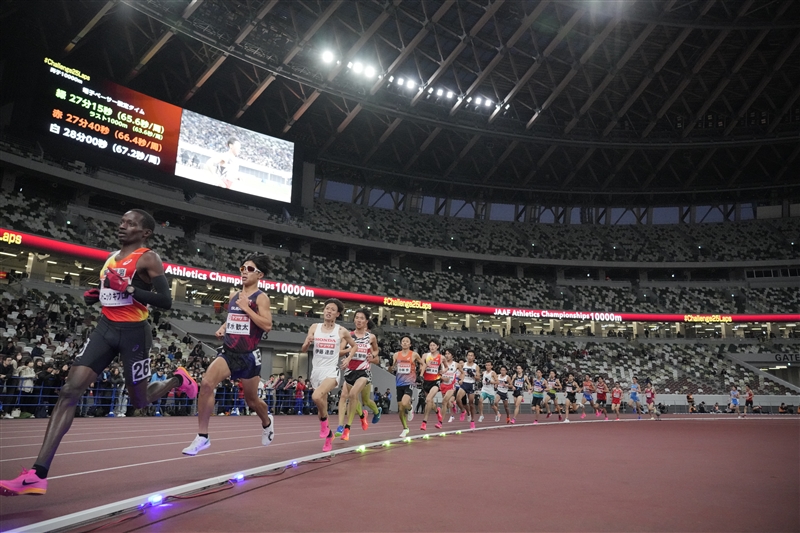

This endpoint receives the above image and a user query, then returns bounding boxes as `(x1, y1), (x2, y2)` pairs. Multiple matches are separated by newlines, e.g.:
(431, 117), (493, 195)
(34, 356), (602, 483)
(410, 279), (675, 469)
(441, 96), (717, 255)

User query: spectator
(109, 367), (126, 417)
(15, 357), (36, 416)
(149, 369), (169, 416)
(778, 403), (787, 414)
(294, 376), (305, 414)
(712, 403), (721, 414)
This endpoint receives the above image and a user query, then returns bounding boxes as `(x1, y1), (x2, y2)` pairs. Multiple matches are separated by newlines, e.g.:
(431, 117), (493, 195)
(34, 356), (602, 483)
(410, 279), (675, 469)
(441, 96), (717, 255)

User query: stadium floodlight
(364, 65), (376, 78)
(475, 97), (482, 105)
(397, 77), (405, 86)
(388, 75), (394, 83)
(347, 61), (353, 69)
(406, 79), (416, 90)
(436, 88), (443, 96)
(322, 50), (335, 63)
(466, 96), (472, 103)
(428, 87), (434, 94)
(505, 104), (510, 109)
(484, 99), (492, 107)
(352, 62), (364, 74)
(446, 91), (454, 99)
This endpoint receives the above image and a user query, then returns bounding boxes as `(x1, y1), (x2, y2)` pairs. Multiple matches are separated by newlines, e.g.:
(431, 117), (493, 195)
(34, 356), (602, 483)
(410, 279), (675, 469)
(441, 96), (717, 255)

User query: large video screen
(175, 110), (294, 203)
(40, 57), (295, 203)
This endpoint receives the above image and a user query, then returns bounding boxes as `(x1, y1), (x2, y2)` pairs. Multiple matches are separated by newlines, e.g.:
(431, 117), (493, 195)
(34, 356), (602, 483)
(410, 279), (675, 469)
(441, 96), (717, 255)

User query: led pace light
(148, 494), (163, 505)
(233, 473), (244, 482)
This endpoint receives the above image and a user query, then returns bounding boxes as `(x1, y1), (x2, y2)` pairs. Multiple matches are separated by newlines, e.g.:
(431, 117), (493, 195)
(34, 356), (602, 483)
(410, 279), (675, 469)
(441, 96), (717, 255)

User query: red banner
(3, 227), (800, 324)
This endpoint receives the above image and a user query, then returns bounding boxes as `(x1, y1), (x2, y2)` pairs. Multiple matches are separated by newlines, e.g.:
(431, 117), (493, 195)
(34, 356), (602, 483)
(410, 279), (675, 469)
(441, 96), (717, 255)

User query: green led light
(403, 437), (412, 443)
(423, 435), (430, 440)
(439, 433), (446, 437)
(357, 445), (366, 452)
(382, 441), (391, 447)
(456, 430), (462, 434)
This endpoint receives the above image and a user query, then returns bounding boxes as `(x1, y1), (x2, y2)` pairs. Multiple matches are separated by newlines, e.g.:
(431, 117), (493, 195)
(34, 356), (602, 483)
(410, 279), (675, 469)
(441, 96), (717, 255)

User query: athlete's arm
(340, 329), (357, 358)
(418, 354), (428, 376)
(367, 334), (380, 363)
(215, 318), (227, 339)
(236, 292), (273, 332)
(301, 324), (317, 352)
(130, 251), (172, 309)
(388, 353), (397, 374)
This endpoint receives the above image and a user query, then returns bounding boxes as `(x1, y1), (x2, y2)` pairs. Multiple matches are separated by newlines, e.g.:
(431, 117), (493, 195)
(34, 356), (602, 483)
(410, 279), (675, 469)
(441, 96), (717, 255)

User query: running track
(1, 414), (798, 532)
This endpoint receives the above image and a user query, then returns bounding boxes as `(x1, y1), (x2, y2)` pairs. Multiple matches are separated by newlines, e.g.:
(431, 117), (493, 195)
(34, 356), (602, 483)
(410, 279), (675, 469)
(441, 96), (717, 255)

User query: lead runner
(1, 210), (197, 496)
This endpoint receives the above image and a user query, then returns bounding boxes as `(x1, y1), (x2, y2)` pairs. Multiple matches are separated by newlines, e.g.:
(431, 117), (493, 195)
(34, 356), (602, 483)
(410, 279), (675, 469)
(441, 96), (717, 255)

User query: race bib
(253, 349), (262, 366)
(226, 314), (251, 335)
(99, 287), (132, 307)
(131, 359), (152, 383)
(397, 362), (411, 374)
(425, 364), (439, 375)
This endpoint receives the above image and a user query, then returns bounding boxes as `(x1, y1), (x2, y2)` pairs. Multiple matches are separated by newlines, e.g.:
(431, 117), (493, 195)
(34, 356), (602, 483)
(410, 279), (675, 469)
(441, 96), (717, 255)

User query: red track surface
(1, 415), (798, 532)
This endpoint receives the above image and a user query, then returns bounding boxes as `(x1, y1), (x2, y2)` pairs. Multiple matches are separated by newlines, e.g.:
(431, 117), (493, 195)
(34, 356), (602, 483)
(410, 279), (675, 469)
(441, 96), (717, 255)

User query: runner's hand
(215, 327), (225, 339)
(104, 269), (129, 292)
(236, 292), (250, 311)
(83, 288), (100, 304)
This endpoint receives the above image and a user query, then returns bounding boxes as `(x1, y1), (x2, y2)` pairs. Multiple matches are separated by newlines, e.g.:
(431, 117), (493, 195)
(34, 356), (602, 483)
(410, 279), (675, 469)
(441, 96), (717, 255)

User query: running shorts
(566, 393), (577, 403)
(531, 395), (544, 407)
(630, 393), (639, 402)
(218, 347), (262, 381)
(583, 392), (593, 402)
(730, 399), (739, 407)
(480, 391), (495, 403)
(396, 385), (414, 402)
(461, 382), (475, 395)
(73, 316), (152, 386)
(439, 383), (455, 394)
(310, 366), (340, 389)
(344, 369), (370, 387)
(547, 391), (557, 400)
(421, 380), (440, 395)
(497, 391), (509, 401)
(596, 399), (607, 406)
(611, 398), (621, 405)
(745, 399), (753, 407)
(512, 389), (523, 398)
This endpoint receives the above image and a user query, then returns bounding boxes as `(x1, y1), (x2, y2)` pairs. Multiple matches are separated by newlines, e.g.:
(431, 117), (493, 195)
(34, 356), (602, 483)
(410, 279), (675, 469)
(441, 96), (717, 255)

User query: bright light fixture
(436, 88), (443, 96)
(475, 97), (482, 105)
(406, 79), (416, 89)
(322, 50), (334, 63)
(352, 62), (363, 74)
(364, 65), (376, 78)
(397, 77), (404, 86)
(446, 91), (453, 98)
(485, 99), (492, 107)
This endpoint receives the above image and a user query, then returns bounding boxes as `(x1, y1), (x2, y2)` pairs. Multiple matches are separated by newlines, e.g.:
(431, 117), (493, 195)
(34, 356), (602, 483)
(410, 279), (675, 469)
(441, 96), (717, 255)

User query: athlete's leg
(241, 376), (270, 427)
(337, 383), (351, 429)
(423, 385), (439, 423)
(193, 357), (230, 434)
(347, 377), (372, 427)
(502, 399), (510, 417)
(33, 366), (98, 470)
(399, 393), (412, 431)
(513, 395), (522, 419)
(313, 378), (338, 421)
(358, 381), (380, 415)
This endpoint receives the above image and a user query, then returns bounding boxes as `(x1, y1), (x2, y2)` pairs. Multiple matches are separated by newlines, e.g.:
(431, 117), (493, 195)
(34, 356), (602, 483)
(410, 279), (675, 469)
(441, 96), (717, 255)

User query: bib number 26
(131, 359), (152, 383)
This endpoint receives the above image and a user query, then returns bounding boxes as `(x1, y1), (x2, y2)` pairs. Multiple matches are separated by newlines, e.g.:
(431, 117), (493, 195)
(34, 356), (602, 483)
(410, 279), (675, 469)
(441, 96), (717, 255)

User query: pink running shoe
(322, 431), (334, 452)
(580, 413), (586, 419)
(558, 414), (562, 421)
(174, 367), (198, 399)
(420, 421), (427, 430)
(434, 422), (442, 429)
(510, 418), (516, 424)
(604, 416), (609, 421)
(546, 413), (551, 419)
(533, 420), (538, 425)
(436, 408), (443, 424)
(0, 469), (47, 496)
(469, 421), (475, 429)
(319, 419), (329, 439)
(459, 411), (466, 422)
(596, 410), (600, 417)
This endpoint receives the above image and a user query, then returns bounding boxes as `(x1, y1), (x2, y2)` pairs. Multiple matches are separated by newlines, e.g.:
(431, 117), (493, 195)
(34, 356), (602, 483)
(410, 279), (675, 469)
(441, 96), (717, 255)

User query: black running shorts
(218, 347), (262, 381)
(421, 380), (440, 395)
(73, 316), (152, 386)
(396, 385), (413, 402)
(344, 369), (370, 387)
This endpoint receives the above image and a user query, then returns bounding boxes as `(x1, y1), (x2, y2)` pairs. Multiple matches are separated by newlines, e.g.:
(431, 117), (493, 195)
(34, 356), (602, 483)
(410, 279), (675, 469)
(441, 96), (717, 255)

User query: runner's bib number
(99, 287), (132, 307)
(397, 362), (411, 374)
(131, 359), (151, 383)
(226, 314), (251, 335)
(425, 365), (439, 375)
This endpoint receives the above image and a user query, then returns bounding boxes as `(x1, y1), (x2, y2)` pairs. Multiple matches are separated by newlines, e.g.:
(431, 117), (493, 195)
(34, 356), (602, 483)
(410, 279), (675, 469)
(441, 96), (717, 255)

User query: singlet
(547, 378), (558, 393)
(583, 380), (593, 393)
(532, 377), (545, 397)
(612, 388), (623, 400)
(497, 375), (510, 394)
(395, 350), (416, 386)
(730, 390), (739, 400)
(630, 383), (640, 395)
(312, 323), (341, 370)
(99, 247), (150, 322)
(645, 389), (655, 402)
(564, 381), (577, 394)
(348, 330), (372, 371)
(462, 363), (478, 384)
(441, 361), (458, 386)
(513, 373), (526, 391)
(596, 382), (607, 399)
(423, 352), (442, 381)
(481, 371), (496, 394)
(746, 390), (753, 401)
(223, 290), (267, 353)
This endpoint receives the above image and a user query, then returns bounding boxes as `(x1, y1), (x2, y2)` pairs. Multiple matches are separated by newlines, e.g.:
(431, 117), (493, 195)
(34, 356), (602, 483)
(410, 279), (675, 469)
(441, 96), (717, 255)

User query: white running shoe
(400, 428), (409, 438)
(182, 435), (210, 456)
(564, 418), (570, 423)
(261, 414), (275, 446)
(448, 415), (454, 423)
(478, 415), (484, 423)
(407, 411), (414, 422)
(467, 415), (472, 422)
(494, 414), (500, 422)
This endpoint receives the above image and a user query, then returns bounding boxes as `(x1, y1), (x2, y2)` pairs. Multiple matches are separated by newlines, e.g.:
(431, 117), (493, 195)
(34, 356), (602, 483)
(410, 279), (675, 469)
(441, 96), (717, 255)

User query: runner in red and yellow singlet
(0, 210), (197, 497)
(419, 340), (444, 431)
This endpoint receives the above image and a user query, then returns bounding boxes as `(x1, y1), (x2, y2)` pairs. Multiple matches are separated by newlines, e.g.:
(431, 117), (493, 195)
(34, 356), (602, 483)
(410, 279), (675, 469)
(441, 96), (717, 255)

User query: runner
(439, 349), (460, 423)
(0, 210), (197, 496)
(510, 365), (531, 424)
(420, 341), (444, 430)
(301, 299), (358, 452)
(544, 371), (563, 421)
(457, 350), (479, 429)
(562, 373), (583, 423)
(729, 384), (741, 418)
(579, 374), (597, 419)
(337, 308), (382, 441)
(478, 361), (500, 423)
(644, 382), (660, 420)
(743, 385), (753, 417)
(389, 336), (423, 437)
(595, 376), (610, 420)
(628, 377), (643, 419)
(529, 369), (546, 424)
(183, 255), (274, 455)
(611, 382), (623, 420)
(495, 366), (512, 424)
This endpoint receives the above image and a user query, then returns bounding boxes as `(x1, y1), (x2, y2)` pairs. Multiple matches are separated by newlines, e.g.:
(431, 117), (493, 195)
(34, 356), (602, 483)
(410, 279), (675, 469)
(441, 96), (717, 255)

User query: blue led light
(148, 494), (163, 505)
(234, 473), (244, 482)
(291, 461), (298, 467)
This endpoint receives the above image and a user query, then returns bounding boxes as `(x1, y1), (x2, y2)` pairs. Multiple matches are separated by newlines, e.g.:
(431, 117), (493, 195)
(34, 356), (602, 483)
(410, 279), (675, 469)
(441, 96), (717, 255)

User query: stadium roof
(2, 0), (799, 205)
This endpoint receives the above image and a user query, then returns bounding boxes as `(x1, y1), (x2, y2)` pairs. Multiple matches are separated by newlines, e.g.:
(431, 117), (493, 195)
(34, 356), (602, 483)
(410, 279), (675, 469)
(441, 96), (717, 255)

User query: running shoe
(459, 411), (466, 422)
(0, 469), (47, 496)
(342, 428), (350, 441)
(546, 413), (551, 419)
(494, 414), (500, 422)
(334, 425), (344, 438)
(478, 415), (484, 423)
(564, 418), (570, 423)
(420, 421), (427, 430)
(262, 415), (275, 446)
(372, 407), (382, 425)
(533, 420), (538, 425)
(580, 413), (586, 419)
(361, 416), (369, 431)
(319, 419), (330, 439)
(596, 410), (600, 417)
(637, 416), (641, 420)
(434, 422), (442, 429)
(436, 407), (443, 424)
(174, 367), (198, 399)
(506, 417), (511, 424)
(467, 414), (472, 422)
(510, 418), (515, 425)
(322, 431), (334, 452)
(604, 416), (609, 421)
(182, 435), (210, 456)
(469, 421), (475, 429)
(448, 415), (454, 423)
(650, 416), (655, 420)
(400, 428), (409, 438)
(407, 411), (414, 422)
(558, 414), (562, 421)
